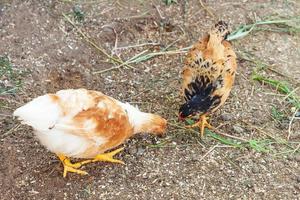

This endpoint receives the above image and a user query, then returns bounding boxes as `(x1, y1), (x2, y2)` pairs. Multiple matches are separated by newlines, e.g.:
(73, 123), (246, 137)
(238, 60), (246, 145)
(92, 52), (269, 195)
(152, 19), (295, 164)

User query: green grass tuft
(271, 106), (286, 122)
(72, 6), (85, 22)
(252, 74), (300, 109)
(162, 0), (177, 5)
(205, 129), (243, 148)
(248, 139), (271, 153)
(0, 56), (23, 95)
(185, 119), (273, 152)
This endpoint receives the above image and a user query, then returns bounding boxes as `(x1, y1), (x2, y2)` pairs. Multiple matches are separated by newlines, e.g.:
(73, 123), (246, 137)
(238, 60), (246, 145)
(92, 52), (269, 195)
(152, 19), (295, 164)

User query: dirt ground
(0, 0), (300, 199)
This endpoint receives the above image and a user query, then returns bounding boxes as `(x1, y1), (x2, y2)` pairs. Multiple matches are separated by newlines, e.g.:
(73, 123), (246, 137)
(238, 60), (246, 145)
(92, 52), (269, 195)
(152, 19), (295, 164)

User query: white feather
(35, 130), (91, 157)
(117, 102), (150, 133)
(13, 95), (61, 131)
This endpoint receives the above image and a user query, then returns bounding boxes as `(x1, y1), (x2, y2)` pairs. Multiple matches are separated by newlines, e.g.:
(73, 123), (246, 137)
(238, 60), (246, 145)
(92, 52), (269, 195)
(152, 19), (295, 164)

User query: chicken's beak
(178, 113), (185, 122)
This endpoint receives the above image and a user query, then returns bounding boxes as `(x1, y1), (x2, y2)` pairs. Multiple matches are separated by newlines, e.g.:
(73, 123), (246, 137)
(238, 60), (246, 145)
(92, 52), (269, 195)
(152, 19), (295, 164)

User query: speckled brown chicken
(179, 21), (237, 137)
(14, 89), (167, 177)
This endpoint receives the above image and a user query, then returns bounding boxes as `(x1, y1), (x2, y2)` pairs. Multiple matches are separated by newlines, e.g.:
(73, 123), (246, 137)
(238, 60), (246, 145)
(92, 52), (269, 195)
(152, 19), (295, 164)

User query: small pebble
(136, 146), (145, 156)
(233, 125), (245, 134)
(252, 166), (260, 174)
(128, 147), (137, 155)
(244, 180), (254, 188)
(220, 113), (233, 121)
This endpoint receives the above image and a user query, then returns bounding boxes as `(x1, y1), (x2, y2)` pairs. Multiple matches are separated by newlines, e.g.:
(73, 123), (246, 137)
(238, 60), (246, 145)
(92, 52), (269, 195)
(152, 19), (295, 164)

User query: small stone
(254, 185), (265, 193)
(136, 146), (145, 156)
(233, 125), (245, 134)
(295, 155), (300, 162)
(287, 155), (293, 161)
(252, 166), (260, 174)
(296, 176), (300, 183)
(244, 180), (253, 188)
(220, 113), (233, 121)
(128, 147), (137, 155)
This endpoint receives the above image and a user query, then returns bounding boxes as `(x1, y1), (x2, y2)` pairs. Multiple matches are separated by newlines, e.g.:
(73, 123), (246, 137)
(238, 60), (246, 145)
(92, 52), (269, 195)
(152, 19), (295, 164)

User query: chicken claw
(186, 115), (213, 137)
(91, 147), (125, 164)
(57, 154), (88, 178)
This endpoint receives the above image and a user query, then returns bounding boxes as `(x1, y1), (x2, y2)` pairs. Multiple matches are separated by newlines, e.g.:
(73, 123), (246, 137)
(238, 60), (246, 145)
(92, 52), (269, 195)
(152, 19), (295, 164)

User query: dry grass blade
(1, 124), (21, 138)
(287, 108), (299, 140)
(130, 39), (182, 63)
(62, 13), (135, 70)
(291, 143), (300, 154)
(198, 0), (215, 19)
(199, 144), (218, 161)
(127, 45), (191, 65)
(115, 42), (160, 50)
(93, 50), (148, 74)
(210, 127), (248, 142)
(93, 40), (189, 74)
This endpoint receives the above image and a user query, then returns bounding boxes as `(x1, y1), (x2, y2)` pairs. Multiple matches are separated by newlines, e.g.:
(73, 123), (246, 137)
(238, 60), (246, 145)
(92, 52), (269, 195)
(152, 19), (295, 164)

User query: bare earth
(0, 0), (300, 199)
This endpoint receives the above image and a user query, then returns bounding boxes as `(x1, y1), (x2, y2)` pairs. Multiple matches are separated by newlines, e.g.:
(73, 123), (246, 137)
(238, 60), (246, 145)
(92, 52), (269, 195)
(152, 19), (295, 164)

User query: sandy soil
(0, 0), (299, 199)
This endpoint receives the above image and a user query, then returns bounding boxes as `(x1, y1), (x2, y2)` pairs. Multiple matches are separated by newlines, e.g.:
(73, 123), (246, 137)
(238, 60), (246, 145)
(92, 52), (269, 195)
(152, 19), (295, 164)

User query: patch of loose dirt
(0, 0), (299, 199)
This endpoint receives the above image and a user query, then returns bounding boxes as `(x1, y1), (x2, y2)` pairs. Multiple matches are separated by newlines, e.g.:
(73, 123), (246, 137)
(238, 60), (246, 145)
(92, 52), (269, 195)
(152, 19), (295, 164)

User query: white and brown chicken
(14, 88), (167, 177)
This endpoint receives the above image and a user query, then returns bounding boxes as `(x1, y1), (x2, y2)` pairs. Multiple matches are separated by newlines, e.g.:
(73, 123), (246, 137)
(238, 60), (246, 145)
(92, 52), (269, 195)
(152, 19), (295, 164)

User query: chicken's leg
(186, 115), (213, 137)
(57, 154), (89, 178)
(199, 115), (213, 137)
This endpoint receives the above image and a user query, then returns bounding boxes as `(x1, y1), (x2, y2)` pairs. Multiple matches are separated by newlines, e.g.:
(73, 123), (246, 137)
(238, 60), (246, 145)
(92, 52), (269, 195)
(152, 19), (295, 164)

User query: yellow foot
(185, 115), (213, 137)
(92, 147), (125, 164)
(57, 154), (88, 178)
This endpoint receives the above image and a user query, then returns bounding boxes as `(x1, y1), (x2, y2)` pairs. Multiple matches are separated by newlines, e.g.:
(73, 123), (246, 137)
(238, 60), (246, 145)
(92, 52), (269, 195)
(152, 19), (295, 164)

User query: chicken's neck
(118, 102), (154, 134)
(207, 34), (225, 60)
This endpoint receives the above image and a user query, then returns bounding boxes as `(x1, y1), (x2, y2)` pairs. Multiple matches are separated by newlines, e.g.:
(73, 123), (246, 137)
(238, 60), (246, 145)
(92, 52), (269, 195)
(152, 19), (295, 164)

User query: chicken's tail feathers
(13, 94), (61, 130)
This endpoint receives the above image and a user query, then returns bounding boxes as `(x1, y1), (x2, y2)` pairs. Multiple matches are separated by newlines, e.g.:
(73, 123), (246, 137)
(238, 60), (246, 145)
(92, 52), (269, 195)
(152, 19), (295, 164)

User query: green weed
(252, 74), (300, 109)
(205, 129), (243, 148)
(184, 119), (273, 152)
(271, 106), (286, 122)
(72, 6), (85, 22)
(162, 0), (177, 6)
(227, 16), (300, 41)
(0, 56), (22, 95)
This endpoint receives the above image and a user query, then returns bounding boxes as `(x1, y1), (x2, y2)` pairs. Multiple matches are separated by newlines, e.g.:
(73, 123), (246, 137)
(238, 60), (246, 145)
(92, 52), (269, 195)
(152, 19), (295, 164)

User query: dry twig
(1, 124), (21, 138)
(288, 108), (299, 140)
(199, 144), (218, 161)
(198, 0), (216, 19)
(62, 13), (135, 70)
